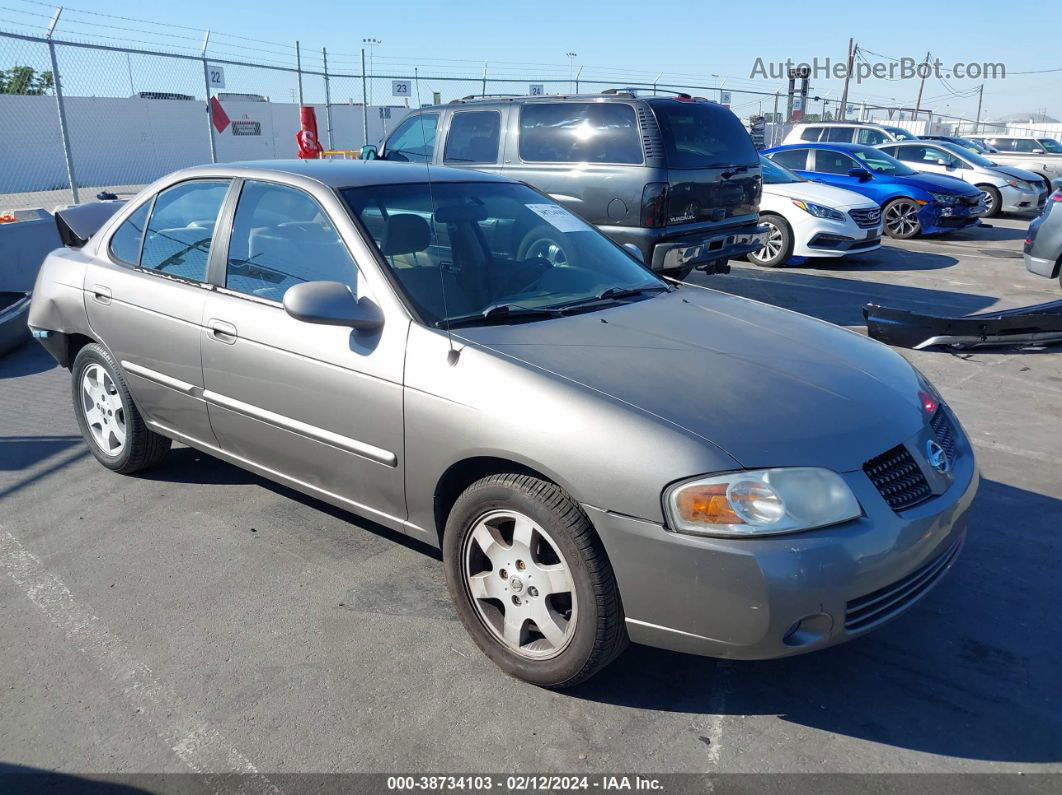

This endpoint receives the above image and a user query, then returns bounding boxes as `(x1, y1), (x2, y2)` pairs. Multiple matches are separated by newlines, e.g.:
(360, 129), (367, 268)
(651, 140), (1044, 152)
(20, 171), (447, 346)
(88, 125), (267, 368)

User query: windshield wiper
(552, 284), (669, 311)
(438, 303), (565, 329)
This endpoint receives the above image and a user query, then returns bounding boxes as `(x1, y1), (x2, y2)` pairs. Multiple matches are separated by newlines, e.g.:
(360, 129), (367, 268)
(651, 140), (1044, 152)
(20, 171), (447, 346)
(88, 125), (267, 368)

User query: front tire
(748, 214), (793, 267)
(71, 343), (171, 473)
(977, 184), (1002, 218)
(882, 198), (923, 239)
(443, 473), (627, 688)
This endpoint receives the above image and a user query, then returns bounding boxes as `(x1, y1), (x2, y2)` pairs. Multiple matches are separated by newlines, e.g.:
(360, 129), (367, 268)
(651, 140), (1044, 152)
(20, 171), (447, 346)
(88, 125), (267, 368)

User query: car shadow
(0, 435), (84, 472)
(945, 222), (1031, 242)
(0, 763), (153, 794)
(567, 478), (1062, 764)
(704, 266), (998, 327)
(795, 244), (958, 272)
(0, 341), (57, 379)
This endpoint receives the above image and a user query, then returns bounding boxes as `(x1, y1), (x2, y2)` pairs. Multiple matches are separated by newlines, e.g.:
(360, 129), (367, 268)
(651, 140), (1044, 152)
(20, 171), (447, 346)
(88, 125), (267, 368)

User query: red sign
(210, 96), (230, 134)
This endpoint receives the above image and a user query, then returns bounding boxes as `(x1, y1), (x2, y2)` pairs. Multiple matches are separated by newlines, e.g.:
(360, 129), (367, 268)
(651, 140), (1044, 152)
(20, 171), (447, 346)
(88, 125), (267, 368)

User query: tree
(0, 66), (54, 95)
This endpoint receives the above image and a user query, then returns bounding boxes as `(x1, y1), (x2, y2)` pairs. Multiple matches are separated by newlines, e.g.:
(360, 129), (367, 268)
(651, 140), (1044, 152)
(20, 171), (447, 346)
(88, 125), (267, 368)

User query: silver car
(877, 140), (1047, 216)
(29, 160), (978, 687)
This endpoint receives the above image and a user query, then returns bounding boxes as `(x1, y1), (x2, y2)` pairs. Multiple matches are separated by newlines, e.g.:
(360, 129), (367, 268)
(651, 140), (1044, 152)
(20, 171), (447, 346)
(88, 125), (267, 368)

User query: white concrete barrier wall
(0, 94), (410, 197)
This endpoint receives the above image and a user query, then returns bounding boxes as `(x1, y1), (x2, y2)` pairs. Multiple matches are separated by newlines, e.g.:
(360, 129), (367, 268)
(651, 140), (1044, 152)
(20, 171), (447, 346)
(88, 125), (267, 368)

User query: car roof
(795, 121), (884, 127)
(417, 92), (713, 110)
(172, 159), (512, 189)
(765, 142), (881, 155)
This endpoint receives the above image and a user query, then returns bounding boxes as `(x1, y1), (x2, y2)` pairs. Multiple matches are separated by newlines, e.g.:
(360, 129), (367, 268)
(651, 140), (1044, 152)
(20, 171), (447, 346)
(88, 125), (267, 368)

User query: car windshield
(760, 155), (803, 184)
(937, 141), (994, 167)
(343, 181), (667, 326)
(852, 147), (918, 176)
(1038, 138), (1062, 153)
(884, 126), (918, 141)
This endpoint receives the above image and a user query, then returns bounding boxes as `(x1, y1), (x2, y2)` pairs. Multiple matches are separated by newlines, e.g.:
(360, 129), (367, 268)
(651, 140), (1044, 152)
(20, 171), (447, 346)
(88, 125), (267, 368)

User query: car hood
(765, 180), (877, 209)
(900, 172), (981, 195)
(456, 288), (927, 472)
(990, 164), (1043, 183)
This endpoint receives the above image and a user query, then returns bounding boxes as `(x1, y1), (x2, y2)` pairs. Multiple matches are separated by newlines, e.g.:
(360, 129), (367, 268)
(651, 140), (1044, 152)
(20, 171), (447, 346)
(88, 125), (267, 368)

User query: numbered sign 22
(206, 65), (226, 90)
(392, 80), (410, 97)
(529, 84), (544, 96)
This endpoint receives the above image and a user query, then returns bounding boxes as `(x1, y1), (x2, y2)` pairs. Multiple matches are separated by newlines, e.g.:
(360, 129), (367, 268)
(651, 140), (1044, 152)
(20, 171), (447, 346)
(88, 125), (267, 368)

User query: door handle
(206, 318), (238, 344)
(91, 284), (112, 304)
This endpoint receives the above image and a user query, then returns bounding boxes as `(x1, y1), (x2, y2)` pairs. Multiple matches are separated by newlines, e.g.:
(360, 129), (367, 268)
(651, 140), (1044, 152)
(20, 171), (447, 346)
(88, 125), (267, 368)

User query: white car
(782, 122), (918, 147)
(749, 156), (883, 267)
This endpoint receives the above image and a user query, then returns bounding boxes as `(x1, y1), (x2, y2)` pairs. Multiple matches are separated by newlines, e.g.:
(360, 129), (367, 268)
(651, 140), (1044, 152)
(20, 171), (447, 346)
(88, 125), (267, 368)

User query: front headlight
(930, 192), (959, 206)
(664, 468), (862, 538)
(1007, 179), (1035, 192)
(791, 199), (846, 221)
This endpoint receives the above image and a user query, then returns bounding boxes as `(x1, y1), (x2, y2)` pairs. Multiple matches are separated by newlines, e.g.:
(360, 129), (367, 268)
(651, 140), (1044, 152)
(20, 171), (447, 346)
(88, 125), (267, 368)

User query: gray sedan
(1025, 190), (1062, 286)
(29, 160), (978, 687)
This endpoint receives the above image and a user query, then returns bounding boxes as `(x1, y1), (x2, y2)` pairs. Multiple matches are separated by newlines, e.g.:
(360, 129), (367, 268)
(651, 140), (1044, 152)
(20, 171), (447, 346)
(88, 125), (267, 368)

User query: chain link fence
(2, 28), (1057, 211)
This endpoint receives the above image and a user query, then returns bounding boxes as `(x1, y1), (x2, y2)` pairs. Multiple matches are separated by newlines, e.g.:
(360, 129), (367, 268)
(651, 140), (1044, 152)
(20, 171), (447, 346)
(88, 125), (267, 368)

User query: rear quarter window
(518, 102), (643, 164)
(652, 101), (758, 169)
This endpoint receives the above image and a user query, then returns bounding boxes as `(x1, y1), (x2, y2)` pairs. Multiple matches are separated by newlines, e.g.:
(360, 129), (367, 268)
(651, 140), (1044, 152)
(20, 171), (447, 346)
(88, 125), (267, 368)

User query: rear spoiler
(54, 200), (127, 248)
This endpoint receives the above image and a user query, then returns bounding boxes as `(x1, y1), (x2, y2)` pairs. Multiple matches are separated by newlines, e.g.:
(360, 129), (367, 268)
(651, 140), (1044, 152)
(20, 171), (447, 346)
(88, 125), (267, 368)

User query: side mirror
(283, 281), (383, 331)
(848, 167), (873, 181)
(360, 145), (378, 160)
(622, 242), (644, 263)
(1032, 148), (1044, 154)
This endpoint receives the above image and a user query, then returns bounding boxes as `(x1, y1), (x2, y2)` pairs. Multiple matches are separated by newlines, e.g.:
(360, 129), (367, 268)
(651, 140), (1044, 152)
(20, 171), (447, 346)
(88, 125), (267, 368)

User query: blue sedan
(761, 142), (985, 239)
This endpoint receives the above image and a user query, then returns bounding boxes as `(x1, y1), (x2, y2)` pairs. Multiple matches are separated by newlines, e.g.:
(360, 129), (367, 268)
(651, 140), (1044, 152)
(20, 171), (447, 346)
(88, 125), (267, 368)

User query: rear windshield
(651, 101), (758, 169)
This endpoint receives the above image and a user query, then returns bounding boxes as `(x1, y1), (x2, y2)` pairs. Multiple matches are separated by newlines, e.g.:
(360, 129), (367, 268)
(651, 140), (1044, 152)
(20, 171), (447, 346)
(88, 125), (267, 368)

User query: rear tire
(977, 184), (1002, 218)
(443, 473), (628, 688)
(748, 214), (793, 267)
(71, 343), (171, 474)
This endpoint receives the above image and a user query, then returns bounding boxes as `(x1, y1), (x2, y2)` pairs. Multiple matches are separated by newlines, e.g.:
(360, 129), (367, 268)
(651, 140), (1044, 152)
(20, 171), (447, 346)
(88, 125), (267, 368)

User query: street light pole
(363, 37), (381, 108)
(566, 52), (577, 93)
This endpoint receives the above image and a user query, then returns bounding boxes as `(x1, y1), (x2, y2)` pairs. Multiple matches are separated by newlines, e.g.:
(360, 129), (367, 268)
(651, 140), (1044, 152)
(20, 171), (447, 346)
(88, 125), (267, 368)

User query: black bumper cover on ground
(864, 300), (1062, 349)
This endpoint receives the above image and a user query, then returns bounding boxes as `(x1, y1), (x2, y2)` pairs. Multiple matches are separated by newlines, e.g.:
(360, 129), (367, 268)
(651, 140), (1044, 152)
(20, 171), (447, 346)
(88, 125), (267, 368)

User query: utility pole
(913, 51), (930, 121)
(839, 38), (855, 119)
(974, 84), (984, 135)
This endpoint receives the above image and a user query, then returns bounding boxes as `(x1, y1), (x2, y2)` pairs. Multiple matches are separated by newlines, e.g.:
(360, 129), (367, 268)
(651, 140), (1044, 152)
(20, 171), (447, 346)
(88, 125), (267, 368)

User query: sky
(3, 0), (1060, 123)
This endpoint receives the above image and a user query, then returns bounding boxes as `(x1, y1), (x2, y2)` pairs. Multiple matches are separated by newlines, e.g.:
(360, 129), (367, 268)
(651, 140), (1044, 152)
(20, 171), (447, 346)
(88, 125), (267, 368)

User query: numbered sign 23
(206, 65), (226, 90)
(392, 80), (410, 97)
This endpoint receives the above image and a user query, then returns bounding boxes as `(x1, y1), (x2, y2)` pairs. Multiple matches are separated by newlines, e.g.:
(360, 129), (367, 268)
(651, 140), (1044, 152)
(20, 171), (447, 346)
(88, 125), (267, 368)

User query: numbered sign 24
(206, 65), (225, 90)
(392, 80), (410, 97)
(529, 84), (544, 96)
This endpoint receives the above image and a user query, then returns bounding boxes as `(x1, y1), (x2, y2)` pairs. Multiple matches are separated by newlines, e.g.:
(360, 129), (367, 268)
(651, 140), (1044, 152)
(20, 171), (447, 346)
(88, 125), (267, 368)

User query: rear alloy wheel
(71, 343), (171, 473)
(978, 184), (1002, 218)
(882, 198), (923, 239)
(748, 214), (793, 267)
(517, 226), (576, 268)
(443, 473), (627, 688)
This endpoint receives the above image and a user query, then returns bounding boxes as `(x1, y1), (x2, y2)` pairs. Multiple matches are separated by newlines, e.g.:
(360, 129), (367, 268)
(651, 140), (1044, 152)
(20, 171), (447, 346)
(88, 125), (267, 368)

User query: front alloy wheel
(463, 509), (577, 659)
(883, 199), (923, 239)
(748, 215), (792, 267)
(444, 473), (627, 688)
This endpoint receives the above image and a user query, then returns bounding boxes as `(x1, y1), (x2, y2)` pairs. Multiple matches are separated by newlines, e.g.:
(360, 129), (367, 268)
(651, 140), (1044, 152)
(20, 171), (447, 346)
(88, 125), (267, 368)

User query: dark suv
(362, 92), (767, 278)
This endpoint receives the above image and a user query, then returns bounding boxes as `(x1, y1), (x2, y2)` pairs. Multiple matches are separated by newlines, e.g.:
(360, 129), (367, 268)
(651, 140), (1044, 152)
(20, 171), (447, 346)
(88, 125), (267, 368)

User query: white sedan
(750, 156), (884, 267)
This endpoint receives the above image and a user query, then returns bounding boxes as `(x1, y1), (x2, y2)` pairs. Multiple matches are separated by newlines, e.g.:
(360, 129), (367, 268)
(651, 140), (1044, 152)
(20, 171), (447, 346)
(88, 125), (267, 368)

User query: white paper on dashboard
(525, 203), (590, 233)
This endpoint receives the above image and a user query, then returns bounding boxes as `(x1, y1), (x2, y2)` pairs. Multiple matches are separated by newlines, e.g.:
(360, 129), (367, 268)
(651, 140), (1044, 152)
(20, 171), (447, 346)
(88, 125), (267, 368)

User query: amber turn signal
(673, 483), (745, 525)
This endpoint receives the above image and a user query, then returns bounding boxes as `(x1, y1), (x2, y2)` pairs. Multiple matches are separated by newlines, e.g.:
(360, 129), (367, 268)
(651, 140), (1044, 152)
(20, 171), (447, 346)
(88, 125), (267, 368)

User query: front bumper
(793, 212), (882, 258)
(586, 424), (978, 660)
(921, 201), (984, 234)
(999, 184), (1046, 214)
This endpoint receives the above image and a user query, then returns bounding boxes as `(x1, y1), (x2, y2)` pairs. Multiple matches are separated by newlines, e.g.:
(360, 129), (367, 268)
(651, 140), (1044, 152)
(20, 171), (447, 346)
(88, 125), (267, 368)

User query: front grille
(848, 207), (881, 229)
(929, 408), (957, 462)
(845, 538), (962, 632)
(958, 193), (982, 207)
(863, 445), (932, 510)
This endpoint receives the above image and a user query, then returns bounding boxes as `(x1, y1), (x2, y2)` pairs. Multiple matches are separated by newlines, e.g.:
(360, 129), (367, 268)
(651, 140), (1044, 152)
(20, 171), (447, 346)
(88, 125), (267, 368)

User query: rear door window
(385, 113), (439, 163)
(651, 100), (758, 168)
(519, 103), (643, 164)
(769, 148), (811, 171)
(799, 127), (822, 142)
(824, 127), (854, 142)
(109, 201), (151, 266)
(140, 180), (229, 281)
(444, 111), (501, 165)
